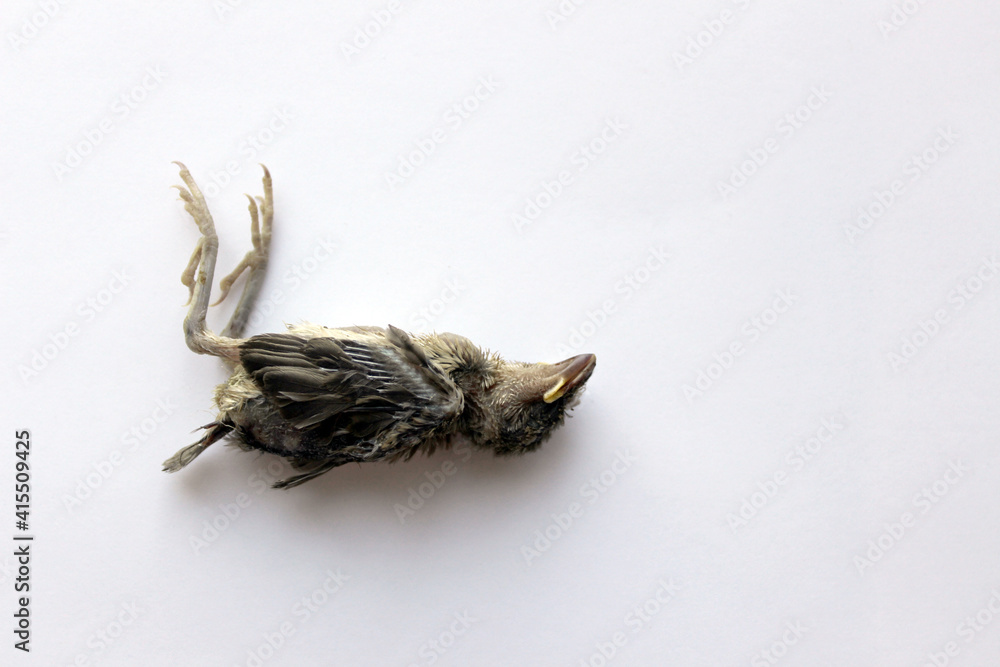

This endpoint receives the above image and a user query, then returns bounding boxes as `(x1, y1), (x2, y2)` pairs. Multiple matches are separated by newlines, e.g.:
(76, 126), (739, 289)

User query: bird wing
(238, 326), (464, 456)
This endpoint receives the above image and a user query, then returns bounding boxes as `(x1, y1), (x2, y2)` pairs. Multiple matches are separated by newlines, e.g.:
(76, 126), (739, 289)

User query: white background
(2, 1), (1000, 665)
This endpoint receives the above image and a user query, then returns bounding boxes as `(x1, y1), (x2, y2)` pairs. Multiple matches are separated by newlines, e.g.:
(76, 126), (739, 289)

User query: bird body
(163, 164), (595, 488)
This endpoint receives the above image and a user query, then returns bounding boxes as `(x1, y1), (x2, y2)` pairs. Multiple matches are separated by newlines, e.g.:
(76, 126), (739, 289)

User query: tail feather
(272, 459), (347, 489)
(163, 421), (232, 473)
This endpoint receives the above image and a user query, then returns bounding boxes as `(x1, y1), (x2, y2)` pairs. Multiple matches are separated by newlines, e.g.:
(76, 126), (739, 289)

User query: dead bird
(162, 163), (596, 488)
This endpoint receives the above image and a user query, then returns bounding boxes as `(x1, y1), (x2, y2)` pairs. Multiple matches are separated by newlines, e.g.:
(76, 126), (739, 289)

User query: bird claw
(211, 170), (272, 309)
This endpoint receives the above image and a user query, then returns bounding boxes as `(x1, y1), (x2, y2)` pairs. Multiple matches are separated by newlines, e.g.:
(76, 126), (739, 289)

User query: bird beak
(542, 354), (597, 403)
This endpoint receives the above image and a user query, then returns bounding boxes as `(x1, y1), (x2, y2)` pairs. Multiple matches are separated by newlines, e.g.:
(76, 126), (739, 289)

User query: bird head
(420, 333), (596, 455)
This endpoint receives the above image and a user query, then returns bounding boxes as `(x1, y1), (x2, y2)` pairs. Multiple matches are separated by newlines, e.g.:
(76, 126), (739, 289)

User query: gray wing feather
(239, 327), (463, 457)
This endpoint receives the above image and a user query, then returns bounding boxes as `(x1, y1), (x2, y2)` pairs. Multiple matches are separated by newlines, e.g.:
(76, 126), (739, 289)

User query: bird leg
(218, 166), (273, 339)
(173, 162), (240, 362)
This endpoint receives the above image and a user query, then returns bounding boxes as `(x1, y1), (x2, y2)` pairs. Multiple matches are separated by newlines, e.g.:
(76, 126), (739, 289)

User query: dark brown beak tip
(566, 353), (597, 381)
(543, 353), (596, 403)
